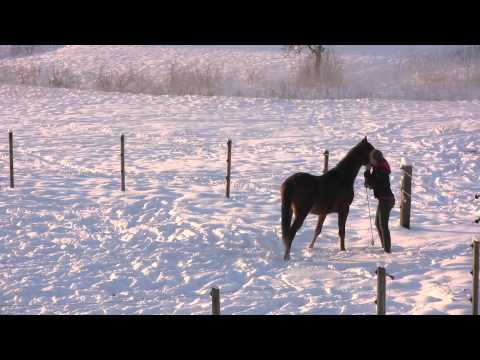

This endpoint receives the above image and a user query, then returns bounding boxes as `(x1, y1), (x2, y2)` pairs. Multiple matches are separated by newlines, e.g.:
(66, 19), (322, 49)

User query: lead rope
(366, 186), (375, 247)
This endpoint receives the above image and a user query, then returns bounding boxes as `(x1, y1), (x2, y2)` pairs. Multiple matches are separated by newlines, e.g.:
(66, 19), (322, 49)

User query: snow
(0, 45), (476, 101)
(0, 45), (294, 86)
(1, 81), (479, 315)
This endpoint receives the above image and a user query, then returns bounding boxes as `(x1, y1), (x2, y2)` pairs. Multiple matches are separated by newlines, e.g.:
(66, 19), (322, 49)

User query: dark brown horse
(281, 138), (374, 260)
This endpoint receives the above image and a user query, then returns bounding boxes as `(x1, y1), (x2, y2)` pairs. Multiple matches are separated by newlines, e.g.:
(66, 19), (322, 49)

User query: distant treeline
(0, 45), (64, 58)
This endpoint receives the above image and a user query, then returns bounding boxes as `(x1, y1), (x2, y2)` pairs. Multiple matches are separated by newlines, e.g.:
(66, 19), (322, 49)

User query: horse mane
(335, 141), (370, 171)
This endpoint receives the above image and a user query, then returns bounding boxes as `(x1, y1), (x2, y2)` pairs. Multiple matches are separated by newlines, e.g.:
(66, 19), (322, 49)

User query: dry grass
(48, 66), (80, 88)
(294, 49), (344, 91)
(3, 47), (480, 100)
(162, 62), (224, 96)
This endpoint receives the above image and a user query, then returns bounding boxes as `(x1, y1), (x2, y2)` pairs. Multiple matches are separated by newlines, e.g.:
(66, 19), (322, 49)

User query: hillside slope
(0, 45), (477, 100)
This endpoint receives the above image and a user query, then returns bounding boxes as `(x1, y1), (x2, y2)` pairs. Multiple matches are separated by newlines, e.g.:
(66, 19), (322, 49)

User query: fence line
(472, 240), (479, 315)
(225, 140), (232, 198)
(400, 164), (413, 229)
(376, 267), (386, 315)
(323, 150), (329, 174)
(210, 287), (221, 315)
(9, 130), (14, 188)
(121, 134), (126, 192)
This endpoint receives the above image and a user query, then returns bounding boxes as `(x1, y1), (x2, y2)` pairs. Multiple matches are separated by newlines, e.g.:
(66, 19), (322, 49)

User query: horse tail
(281, 180), (294, 248)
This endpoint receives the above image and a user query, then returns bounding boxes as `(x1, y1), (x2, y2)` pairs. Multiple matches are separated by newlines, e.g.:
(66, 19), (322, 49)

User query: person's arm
(364, 168), (374, 189)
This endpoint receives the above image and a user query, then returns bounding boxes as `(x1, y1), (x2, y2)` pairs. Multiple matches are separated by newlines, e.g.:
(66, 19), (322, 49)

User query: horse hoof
(308, 244), (314, 249)
(284, 254), (291, 261)
(340, 247), (346, 251)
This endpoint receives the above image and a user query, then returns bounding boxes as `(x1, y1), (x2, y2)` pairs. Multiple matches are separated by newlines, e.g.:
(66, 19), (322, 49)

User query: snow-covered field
(1, 82), (479, 315)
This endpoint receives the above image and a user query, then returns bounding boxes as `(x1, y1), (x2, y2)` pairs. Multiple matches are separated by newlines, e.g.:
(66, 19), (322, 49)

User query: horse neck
(335, 156), (363, 184)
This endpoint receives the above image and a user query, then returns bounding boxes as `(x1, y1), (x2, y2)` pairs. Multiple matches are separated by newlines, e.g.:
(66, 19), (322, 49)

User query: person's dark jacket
(364, 160), (395, 201)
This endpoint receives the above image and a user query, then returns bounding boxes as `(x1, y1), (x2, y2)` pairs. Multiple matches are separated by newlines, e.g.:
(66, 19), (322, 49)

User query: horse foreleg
(309, 213), (327, 249)
(338, 208), (349, 251)
(284, 210), (309, 261)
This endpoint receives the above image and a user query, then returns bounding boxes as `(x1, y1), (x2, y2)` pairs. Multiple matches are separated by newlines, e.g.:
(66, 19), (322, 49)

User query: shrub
(48, 66), (80, 88)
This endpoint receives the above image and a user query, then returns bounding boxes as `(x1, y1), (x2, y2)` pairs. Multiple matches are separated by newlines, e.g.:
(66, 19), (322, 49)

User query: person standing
(364, 150), (395, 253)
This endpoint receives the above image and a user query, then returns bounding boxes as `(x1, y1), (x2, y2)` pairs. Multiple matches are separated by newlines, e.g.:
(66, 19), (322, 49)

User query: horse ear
(362, 136), (368, 143)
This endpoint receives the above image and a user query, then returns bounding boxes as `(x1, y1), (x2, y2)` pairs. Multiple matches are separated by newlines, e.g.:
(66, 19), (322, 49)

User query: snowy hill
(0, 45), (478, 100)
(0, 83), (479, 314)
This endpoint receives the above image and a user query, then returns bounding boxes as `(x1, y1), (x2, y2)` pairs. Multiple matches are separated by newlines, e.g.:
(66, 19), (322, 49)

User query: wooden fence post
(120, 134), (125, 192)
(323, 150), (329, 174)
(476, 194), (480, 224)
(211, 287), (221, 315)
(473, 240), (479, 315)
(400, 165), (412, 229)
(9, 131), (14, 189)
(376, 266), (386, 315)
(226, 139), (232, 198)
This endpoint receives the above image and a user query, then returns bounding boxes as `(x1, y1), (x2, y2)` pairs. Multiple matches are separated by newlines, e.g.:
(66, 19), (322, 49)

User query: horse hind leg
(284, 208), (309, 261)
(309, 213), (327, 249)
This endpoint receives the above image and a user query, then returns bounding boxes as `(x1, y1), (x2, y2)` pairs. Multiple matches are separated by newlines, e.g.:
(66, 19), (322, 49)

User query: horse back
(312, 171), (355, 214)
(282, 171), (354, 215)
(282, 172), (318, 197)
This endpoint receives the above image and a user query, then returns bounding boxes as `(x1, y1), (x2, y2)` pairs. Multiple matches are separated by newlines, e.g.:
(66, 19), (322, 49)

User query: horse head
(358, 137), (375, 165)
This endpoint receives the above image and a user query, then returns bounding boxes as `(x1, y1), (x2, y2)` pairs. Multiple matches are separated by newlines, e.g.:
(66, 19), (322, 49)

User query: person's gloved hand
(365, 164), (372, 172)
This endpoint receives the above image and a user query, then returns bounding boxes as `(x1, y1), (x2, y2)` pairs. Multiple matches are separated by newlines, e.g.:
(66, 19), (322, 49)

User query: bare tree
(284, 45), (343, 96)
(284, 45), (326, 76)
(10, 45), (36, 57)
